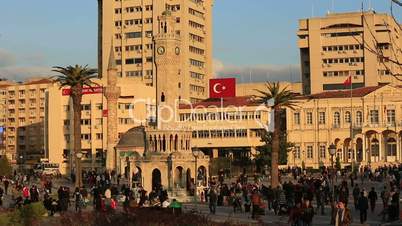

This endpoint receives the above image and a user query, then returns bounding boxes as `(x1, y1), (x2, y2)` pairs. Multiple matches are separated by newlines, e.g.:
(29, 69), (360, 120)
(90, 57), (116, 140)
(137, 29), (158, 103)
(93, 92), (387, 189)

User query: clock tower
(154, 10), (182, 129)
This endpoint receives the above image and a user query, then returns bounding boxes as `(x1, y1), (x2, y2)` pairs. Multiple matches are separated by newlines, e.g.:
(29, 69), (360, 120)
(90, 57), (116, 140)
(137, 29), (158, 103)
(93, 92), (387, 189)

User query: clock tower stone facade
(154, 10), (182, 129)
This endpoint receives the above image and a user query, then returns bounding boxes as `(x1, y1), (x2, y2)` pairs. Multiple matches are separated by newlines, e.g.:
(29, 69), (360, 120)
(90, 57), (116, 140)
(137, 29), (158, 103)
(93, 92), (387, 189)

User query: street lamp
(192, 147), (201, 207)
(76, 152), (83, 188)
(328, 144), (336, 200)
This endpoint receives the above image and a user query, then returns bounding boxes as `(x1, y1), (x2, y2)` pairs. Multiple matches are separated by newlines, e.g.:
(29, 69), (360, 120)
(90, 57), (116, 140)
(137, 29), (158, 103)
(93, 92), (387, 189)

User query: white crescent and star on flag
(213, 83), (227, 94)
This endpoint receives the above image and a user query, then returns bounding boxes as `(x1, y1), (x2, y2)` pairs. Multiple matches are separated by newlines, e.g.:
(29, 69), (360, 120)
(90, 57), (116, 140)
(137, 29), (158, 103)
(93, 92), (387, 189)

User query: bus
(34, 162), (60, 176)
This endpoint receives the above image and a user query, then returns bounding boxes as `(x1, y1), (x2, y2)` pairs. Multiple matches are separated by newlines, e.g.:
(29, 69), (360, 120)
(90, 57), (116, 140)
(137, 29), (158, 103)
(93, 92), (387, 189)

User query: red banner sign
(62, 87), (103, 96)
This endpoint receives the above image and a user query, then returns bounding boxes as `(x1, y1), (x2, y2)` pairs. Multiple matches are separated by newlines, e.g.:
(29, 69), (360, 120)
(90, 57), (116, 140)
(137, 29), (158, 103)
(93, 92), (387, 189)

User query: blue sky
(0, 0), (399, 81)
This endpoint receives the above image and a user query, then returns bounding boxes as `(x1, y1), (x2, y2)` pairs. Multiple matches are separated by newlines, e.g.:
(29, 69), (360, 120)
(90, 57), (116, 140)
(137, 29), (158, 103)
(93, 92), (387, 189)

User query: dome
(116, 126), (146, 148)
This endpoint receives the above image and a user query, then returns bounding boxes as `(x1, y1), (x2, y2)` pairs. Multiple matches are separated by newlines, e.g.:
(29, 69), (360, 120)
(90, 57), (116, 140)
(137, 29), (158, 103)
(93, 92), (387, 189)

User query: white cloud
(213, 58), (301, 83)
(0, 49), (16, 67)
(0, 66), (52, 81)
(0, 49), (52, 81)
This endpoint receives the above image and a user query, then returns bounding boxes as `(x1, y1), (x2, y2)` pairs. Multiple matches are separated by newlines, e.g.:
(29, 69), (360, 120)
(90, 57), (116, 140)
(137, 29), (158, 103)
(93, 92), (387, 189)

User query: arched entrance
(186, 169), (194, 195)
(174, 166), (184, 188)
(197, 166), (207, 186)
(356, 138), (363, 162)
(152, 168), (162, 190)
(132, 166), (142, 187)
(371, 138), (379, 161)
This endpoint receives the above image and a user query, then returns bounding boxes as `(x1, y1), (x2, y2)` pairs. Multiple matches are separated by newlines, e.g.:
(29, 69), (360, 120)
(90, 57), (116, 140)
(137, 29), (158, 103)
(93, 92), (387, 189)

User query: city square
(0, 0), (401, 225)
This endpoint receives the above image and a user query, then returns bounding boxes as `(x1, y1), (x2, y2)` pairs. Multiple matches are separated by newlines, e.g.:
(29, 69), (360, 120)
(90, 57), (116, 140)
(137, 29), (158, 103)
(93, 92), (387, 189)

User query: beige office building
(0, 81), (17, 157)
(98, 0), (213, 103)
(286, 85), (402, 169)
(298, 11), (402, 94)
(3, 78), (52, 165)
(177, 96), (269, 158)
(46, 79), (155, 174)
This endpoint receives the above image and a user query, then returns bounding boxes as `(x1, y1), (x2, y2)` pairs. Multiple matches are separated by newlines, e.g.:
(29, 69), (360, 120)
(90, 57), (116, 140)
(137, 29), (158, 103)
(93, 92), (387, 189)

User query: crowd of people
(203, 164), (401, 225)
(0, 163), (399, 225)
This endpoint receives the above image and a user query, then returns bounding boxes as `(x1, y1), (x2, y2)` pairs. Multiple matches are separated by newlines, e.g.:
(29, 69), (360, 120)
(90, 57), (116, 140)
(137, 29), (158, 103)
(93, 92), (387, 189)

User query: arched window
(344, 111), (351, 123)
(161, 92), (165, 102)
(387, 138), (397, 156)
(333, 112), (340, 126)
(371, 138), (379, 156)
(356, 111), (363, 126)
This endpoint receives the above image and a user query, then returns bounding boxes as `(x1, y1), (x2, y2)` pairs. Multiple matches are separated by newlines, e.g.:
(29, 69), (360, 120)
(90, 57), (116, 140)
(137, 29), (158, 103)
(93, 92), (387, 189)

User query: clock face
(157, 46), (165, 55)
(175, 47), (180, 55)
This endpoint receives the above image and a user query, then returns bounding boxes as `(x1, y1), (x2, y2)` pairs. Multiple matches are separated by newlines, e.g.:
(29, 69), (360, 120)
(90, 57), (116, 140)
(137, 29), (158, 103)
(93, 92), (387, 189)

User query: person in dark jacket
(301, 199), (314, 226)
(352, 185), (360, 210)
(368, 187), (377, 212)
(357, 192), (368, 224)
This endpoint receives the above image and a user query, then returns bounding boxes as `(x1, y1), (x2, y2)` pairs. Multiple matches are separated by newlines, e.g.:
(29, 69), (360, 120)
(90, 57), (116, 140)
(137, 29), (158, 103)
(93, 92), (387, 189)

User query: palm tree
(53, 65), (98, 188)
(254, 82), (297, 188)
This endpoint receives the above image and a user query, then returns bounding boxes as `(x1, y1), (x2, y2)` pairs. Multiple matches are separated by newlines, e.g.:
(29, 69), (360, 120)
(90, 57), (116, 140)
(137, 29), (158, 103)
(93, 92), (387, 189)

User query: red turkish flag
(209, 78), (236, 98)
(343, 76), (352, 87)
(102, 110), (108, 117)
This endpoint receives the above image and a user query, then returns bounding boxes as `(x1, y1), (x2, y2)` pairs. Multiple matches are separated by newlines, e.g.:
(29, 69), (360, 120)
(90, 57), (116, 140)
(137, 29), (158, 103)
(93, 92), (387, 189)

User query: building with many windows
(45, 79), (155, 174)
(3, 78), (53, 165)
(98, 0), (213, 103)
(0, 80), (17, 157)
(286, 85), (402, 168)
(177, 96), (270, 159)
(298, 11), (401, 94)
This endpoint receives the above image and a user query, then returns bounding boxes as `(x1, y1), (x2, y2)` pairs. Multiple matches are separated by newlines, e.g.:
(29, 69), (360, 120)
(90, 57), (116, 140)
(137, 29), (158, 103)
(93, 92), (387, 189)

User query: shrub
(9, 202), (47, 226)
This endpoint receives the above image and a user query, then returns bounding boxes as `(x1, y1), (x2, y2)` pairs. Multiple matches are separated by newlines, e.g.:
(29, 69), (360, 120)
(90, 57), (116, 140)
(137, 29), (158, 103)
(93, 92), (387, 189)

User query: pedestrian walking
(352, 185), (360, 210)
(332, 201), (352, 226)
(301, 199), (314, 226)
(209, 187), (217, 214)
(357, 191), (368, 224)
(368, 187), (377, 212)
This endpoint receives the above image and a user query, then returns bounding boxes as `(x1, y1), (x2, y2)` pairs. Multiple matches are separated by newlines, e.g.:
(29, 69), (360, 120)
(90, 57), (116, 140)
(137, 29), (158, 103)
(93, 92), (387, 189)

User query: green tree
(53, 65), (97, 188)
(335, 156), (342, 170)
(255, 82), (297, 188)
(255, 131), (293, 172)
(0, 156), (12, 176)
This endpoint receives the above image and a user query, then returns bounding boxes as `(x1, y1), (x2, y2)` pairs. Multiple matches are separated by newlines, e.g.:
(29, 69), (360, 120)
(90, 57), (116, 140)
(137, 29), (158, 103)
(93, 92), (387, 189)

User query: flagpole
(350, 75), (354, 165)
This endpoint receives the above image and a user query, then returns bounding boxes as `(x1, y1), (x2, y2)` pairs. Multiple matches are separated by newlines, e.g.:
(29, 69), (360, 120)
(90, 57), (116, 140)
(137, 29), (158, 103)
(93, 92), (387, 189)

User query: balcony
(298, 37), (309, 48)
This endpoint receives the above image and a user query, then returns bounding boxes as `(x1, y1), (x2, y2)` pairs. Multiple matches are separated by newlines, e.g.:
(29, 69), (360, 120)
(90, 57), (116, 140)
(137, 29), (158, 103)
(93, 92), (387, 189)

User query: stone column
(212, 148), (219, 159)
(250, 147), (257, 160)
(396, 134), (401, 162)
(379, 134), (383, 162)
(362, 135), (367, 163)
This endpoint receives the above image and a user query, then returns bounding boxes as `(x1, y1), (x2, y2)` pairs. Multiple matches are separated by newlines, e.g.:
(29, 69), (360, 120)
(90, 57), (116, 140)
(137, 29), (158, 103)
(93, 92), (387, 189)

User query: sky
(0, 0), (400, 82)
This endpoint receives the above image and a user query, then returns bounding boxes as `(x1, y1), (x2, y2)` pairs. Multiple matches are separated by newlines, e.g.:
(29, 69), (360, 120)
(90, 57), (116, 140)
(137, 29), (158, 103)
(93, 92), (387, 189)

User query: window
(387, 138), (397, 156)
(306, 112), (313, 125)
(370, 110), (379, 124)
(307, 146), (313, 159)
(319, 112), (326, 124)
(82, 104), (91, 111)
(386, 109), (395, 124)
(333, 112), (340, 126)
(294, 146), (301, 159)
(96, 133), (103, 140)
(81, 134), (91, 140)
(344, 111), (351, 123)
(294, 112), (300, 125)
(356, 111), (363, 126)
(320, 145), (326, 159)
(81, 119), (91, 125)
(126, 32), (142, 39)
(63, 120), (70, 126)
(95, 104), (103, 110)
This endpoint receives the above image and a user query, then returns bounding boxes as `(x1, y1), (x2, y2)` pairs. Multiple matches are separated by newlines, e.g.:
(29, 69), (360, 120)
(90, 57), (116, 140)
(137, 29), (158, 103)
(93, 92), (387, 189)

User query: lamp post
(328, 144), (336, 200)
(192, 147), (201, 201)
(75, 152), (83, 188)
